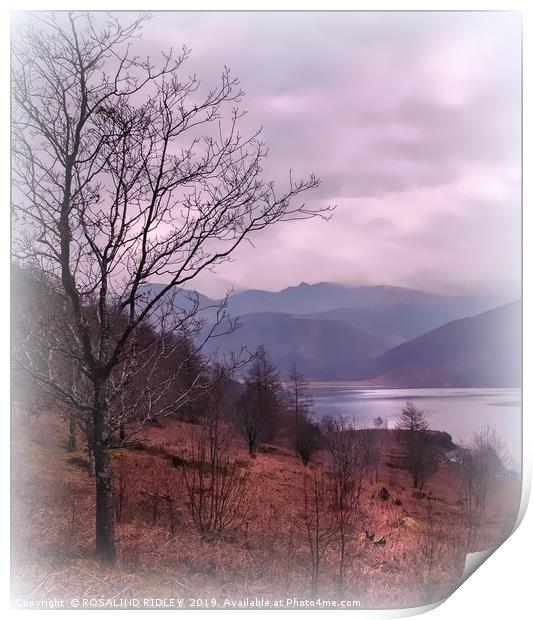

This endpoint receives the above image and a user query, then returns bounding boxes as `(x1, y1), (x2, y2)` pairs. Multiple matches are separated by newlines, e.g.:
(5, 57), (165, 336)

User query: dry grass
(11, 411), (520, 609)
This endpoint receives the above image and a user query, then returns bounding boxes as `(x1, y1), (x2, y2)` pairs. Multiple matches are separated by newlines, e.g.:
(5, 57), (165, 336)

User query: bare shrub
(293, 413), (322, 466)
(139, 468), (179, 534)
(182, 394), (252, 536)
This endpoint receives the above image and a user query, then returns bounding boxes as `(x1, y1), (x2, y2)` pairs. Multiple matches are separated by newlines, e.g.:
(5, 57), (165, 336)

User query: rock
(400, 516), (419, 529)
(374, 535), (386, 545)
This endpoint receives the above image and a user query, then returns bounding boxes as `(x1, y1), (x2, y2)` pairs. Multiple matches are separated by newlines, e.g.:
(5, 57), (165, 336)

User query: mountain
(138, 281), (518, 384)
(204, 312), (392, 380)
(367, 301), (521, 387)
(224, 282), (505, 321)
(140, 281), (510, 339)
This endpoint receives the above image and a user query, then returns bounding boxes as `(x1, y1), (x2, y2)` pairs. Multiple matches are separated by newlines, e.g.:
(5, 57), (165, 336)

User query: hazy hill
(205, 311), (391, 380)
(300, 301), (497, 343)
(368, 301), (521, 387)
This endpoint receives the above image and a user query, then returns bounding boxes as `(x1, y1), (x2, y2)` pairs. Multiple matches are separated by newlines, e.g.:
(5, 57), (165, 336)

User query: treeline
(11, 264), (238, 459)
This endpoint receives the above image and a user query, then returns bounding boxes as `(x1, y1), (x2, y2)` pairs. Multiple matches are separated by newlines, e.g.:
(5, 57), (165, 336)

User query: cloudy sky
(140, 11), (521, 298)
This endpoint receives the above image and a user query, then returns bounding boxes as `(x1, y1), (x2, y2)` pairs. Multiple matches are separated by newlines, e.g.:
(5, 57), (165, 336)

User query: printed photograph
(10, 10), (522, 611)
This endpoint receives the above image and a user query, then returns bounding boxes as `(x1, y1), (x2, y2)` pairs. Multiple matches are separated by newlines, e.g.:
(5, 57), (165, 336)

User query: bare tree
(286, 366), (320, 465)
(294, 414), (322, 466)
(396, 402), (437, 489)
(455, 425), (508, 551)
(470, 426), (508, 510)
(372, 416), (385, 430)
(455, 445), (478, 551)
(11, 12), (329, 564)
(322, 418), (365, 594)
(181, 383), (252, 536)
(396, 401), (429, 434)
(286, 365), (313, 420)
(360, 428), (379, 484)
(410, 433), (439, 490)
(235, 345), (282, 456)
(139, 464), (179, 534)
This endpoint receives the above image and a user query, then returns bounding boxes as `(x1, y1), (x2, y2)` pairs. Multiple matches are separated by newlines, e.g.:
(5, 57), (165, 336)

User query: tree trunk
(92, 387), (116, 565)
(67, 414), (76, 452)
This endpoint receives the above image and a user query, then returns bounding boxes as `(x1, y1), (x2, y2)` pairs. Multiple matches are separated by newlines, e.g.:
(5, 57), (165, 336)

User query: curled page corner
(459, 548), (497, 586)
(440, 468), (530, 613)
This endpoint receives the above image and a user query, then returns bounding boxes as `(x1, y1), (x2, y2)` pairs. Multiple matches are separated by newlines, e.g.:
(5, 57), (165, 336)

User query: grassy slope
(11, 412), (520, 609)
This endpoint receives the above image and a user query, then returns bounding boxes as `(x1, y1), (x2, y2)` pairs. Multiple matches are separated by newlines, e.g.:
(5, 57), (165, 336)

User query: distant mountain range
(141, 281), (520, 386)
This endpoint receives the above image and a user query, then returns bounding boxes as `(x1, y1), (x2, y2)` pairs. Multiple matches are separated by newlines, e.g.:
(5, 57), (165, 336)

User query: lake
(308, 385), (522, 466)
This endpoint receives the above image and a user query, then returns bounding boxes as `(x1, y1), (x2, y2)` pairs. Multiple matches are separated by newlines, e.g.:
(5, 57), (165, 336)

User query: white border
(1, 2), (530, 619)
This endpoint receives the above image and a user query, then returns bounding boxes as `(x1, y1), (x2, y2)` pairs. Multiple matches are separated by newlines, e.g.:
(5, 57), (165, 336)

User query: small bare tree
(286, 365), (314, 419)
(410, 433), (439, 490)
(139, 464), (179, 533)
(182, 384), (252, 536)
(323, 418), (365, 594)
(235, 345), (282, 456)
(455, 425), (508, 551)
(360, 428), (379, 484)
(286, 366), (320, 465)
(419, 498), (445, 602)
(396, 402), (437, 489)
(294, 414), (322, 466)
(396, 401), (429, 434)
(12, 12), (330, 563)
(373, 416), (385, 430)
(470, 426), (508, 510)
(455, 445), (478, 551)
(302, 466), (336, 598)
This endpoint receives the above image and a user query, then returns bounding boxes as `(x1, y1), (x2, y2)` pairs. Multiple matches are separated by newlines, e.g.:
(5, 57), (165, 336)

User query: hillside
(301, 302), (490, 343)
(205, 311), (391, 379)
(11, 410), (519, 609)
(368, 302), (521, 387)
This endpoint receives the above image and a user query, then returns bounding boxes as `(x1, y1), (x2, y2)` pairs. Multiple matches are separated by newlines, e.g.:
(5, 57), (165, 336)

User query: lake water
(308, 385), (522, 466)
